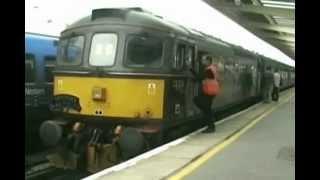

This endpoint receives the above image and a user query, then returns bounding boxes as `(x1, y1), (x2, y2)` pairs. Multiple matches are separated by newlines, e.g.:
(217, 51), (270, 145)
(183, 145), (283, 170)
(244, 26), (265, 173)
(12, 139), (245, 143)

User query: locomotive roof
(65, 8), (232, 47)
(65, 8), (190, 36)
(63, 8), (291, 68)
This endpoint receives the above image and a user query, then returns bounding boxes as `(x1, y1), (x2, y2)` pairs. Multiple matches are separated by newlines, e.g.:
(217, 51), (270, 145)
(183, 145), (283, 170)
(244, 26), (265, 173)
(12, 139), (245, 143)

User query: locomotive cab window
(125, 35), (163, 68)
(58, 35), (84, 65)
(44, 56), (56, 83)
(25, 54), (36, 83)
(89, 33), (118, 66)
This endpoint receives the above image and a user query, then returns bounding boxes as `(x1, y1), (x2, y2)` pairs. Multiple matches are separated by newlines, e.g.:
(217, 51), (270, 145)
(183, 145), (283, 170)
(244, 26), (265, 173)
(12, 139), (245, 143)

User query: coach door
(257, 57), (264, 97)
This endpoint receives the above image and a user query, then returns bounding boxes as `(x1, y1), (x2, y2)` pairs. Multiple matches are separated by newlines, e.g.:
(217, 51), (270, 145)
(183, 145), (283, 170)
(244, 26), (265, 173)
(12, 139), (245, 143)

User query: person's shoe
(203, 125), (215, 133)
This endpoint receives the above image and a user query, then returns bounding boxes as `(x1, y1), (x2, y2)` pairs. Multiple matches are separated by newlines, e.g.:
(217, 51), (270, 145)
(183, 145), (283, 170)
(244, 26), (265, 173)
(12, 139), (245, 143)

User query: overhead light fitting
(261, 0), (295, 6)
(263, 4), (295, 9)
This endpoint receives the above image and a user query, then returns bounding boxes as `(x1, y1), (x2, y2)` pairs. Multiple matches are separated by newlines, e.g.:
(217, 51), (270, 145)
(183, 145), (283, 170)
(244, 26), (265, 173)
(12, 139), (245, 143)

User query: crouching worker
(190, 55), (220, 133)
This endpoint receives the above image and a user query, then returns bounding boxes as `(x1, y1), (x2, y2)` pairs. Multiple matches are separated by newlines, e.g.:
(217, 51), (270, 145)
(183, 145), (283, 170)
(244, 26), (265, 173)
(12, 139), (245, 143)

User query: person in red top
(190, 55), (220, 133)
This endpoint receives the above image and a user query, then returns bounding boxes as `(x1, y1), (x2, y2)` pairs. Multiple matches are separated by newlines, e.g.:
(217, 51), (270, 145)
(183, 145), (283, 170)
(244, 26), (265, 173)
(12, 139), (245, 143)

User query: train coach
(25, 32), (58, 154)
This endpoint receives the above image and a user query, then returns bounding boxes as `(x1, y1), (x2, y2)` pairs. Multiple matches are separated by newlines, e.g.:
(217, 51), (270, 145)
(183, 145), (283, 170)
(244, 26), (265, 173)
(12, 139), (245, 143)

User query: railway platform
(83, 88), (295, 180)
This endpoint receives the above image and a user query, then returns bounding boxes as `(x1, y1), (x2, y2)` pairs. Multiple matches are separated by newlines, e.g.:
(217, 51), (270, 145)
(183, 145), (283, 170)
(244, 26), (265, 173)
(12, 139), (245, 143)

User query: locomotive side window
(89, 33), (118, 66)
(25, 54), (36, 83)
(44, 56), (56, 83)
(125, 35), (163, 68)
(185, 46), (195, 68)
(58, 35), (84, 65)
(173, 44), (186, 70)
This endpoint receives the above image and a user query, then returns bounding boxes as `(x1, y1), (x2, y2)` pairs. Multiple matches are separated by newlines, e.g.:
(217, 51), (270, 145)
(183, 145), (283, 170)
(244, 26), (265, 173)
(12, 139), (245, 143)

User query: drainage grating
(277, 146), (295, 162)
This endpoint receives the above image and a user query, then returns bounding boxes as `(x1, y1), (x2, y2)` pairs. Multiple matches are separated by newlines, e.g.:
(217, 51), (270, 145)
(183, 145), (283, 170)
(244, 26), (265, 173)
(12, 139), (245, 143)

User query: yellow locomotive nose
(54, 76), (164, 120)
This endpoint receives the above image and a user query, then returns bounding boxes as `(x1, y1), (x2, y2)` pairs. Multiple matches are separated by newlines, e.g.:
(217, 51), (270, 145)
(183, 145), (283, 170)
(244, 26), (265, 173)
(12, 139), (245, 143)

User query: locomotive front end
(39, 8), (170, 172)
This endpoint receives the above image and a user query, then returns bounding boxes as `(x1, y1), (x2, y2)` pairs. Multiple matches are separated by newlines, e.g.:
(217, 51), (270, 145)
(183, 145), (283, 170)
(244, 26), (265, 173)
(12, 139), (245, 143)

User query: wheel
(39, 120), (63, 147)
(118, 127), (145, 160)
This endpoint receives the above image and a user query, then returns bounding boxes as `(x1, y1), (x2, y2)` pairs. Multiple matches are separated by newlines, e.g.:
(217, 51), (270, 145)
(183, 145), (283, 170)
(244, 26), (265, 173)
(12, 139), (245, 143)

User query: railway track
(26, 161), (90, 180)
(26, 162), (56, 180)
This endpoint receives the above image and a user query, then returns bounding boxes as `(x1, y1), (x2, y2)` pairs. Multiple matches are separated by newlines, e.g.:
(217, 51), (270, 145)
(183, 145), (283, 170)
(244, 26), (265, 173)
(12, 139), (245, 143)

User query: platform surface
(83, 88), (295, 180)
(183, 92), (295, 180)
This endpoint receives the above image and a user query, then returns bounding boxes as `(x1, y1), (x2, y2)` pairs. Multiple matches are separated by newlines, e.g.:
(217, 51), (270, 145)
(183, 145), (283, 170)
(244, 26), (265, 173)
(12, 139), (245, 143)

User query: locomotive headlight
(92, 87), (106, 101)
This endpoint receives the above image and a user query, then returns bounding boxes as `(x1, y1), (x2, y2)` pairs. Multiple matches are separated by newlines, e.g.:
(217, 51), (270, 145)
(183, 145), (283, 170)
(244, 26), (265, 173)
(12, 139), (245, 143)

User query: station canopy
(203, 0), (295, 61)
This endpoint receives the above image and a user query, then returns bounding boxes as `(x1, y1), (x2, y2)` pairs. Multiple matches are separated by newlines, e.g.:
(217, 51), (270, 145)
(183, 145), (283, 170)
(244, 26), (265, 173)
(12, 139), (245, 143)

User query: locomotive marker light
(57, 79), (63, 90)
(147, 83), (156, 95)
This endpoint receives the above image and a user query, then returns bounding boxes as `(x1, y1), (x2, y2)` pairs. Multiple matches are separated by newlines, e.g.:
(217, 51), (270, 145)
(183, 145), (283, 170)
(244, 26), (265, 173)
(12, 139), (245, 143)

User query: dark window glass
(173, 44), (186, 70)
(44, 56), (56, 82)
(185, 46), (195, 68)
(126, 35), (163, 68)
(58, 35), (84, 65)
(25, 54), (36, 83)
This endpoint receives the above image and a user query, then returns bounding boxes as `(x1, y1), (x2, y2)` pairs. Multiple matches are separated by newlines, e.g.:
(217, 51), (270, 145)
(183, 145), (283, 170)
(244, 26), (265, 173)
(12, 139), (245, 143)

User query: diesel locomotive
(38, 8), (294, 172)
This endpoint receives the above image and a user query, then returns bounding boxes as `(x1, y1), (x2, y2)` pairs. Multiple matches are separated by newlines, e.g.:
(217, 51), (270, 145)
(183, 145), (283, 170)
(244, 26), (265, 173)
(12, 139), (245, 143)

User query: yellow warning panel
(54, 76), (165, 120)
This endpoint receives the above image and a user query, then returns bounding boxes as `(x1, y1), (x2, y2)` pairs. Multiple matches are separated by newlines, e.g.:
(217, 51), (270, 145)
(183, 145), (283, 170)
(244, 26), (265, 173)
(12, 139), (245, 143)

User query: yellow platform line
(167, 94), (294, 180)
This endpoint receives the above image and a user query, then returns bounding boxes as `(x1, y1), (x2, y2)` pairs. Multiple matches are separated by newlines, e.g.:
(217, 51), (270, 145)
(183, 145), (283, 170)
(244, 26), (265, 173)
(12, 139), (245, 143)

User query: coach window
(217, 56), (225, 73)
(25, 54), (36, 83)
(173, 44), (186, 70)
(58, 35), (84, 65)
(281, 71), (285, 79)
(44, 56), (56, 83)
(125, 35), (163, 68)
(89, 33), (118, 66)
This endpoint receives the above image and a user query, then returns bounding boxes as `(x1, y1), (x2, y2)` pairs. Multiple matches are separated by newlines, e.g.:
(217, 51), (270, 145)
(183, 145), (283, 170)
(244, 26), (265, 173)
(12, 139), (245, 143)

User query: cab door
(170, 40), (197, 120)
(184, 44), (197, 117)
